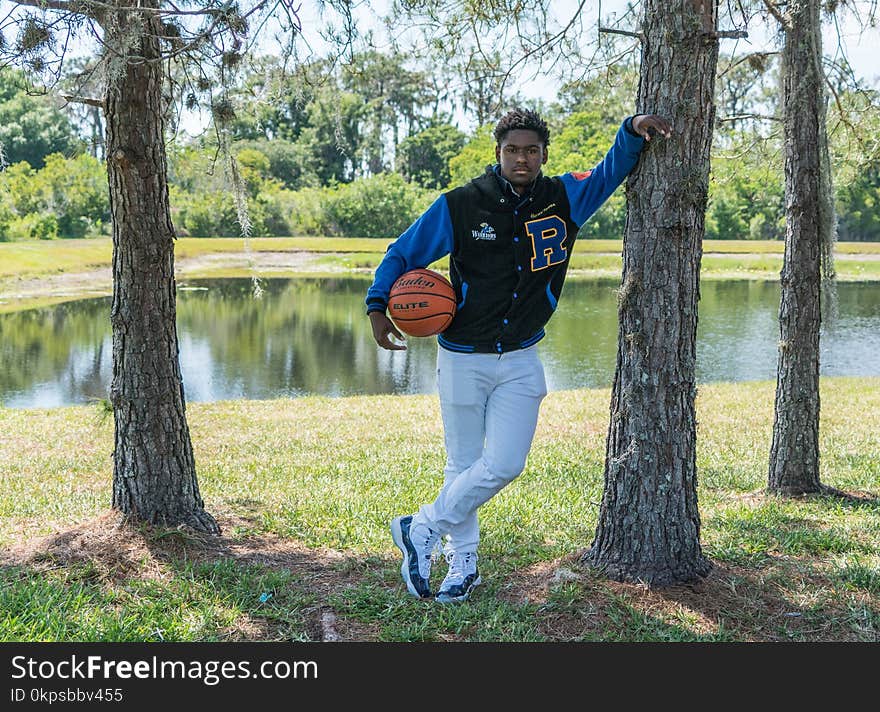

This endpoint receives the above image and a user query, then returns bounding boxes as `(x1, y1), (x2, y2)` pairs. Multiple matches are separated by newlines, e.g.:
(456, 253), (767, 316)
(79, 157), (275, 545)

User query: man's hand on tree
(632, 114), (672, 141)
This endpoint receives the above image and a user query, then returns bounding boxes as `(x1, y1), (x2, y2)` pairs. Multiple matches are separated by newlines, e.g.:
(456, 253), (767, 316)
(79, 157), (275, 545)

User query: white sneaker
(436, 551), (481, 604)
(390, 515), (440, 599)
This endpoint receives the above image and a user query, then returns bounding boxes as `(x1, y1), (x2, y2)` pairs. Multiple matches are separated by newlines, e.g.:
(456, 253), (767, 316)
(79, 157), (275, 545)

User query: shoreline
(1, 246), (878, 315)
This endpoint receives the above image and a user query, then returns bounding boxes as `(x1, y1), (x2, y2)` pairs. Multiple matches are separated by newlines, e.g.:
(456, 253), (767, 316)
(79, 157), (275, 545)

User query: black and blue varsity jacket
(365, 117), (646, 354)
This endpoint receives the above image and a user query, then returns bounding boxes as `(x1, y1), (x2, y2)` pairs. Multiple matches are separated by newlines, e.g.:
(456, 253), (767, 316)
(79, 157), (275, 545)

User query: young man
(366, 108), (671, 603)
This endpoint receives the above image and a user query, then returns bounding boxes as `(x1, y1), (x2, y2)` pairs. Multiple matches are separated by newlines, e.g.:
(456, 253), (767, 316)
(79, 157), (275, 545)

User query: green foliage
(229, 83), (362, 187)
(544, 110), (617, 174)
(321, 173), (434, 238)
(233, 138), (320, 190)
(396, 123), (466, 189)
(0, 153), (109, 239)
(557, 63), (639, 123)
(341, 50), (432, 176)
(171, 185), (289, 238)
(546, 111), (626, 239)
(2, 50), (879, 244)
(281, 187), (328, 236)
(836, 161), (880, 242)
(447, 124), (495, 187)
(8, 212), (59, 240)
(167, 144), (291, 237)
(301, 90), (363, 184)
(706, 133), (785, 241)
(167, 157), (434, 239)
(0, 203), (13, 241)
(224, 56), (382, 185)
(0, 68), (82, 168)
(828, 85), (880, 242)
(172, 189), (240, 237)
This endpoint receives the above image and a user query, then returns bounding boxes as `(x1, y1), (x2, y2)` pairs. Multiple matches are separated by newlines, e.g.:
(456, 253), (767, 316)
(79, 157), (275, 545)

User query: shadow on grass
(0, 510), (387, 643)
(494, 549), (879, 642)
(2, 505), (878, 642)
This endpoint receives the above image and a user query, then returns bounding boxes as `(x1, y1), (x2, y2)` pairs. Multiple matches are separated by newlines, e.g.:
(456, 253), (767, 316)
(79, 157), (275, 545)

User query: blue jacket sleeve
(558, 117), (646, 228)
(365, 194), (454, 313)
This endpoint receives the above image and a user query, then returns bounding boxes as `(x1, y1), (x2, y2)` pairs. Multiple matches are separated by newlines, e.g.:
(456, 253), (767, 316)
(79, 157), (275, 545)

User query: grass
(1, 377), (877, 642)
(1, 236), (878, 282)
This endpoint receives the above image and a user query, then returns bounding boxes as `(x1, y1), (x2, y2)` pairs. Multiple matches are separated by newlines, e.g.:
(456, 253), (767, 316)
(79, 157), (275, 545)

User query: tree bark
(767, 0), (829, 496)
(585, 0), (718, 585)
(105, 3), (219, 533)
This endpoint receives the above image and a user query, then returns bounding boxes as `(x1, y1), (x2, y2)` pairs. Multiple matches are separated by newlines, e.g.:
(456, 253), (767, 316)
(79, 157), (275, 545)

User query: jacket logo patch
(471, 222), (497, 240)
(526, 215), (568, 271)
(570, 170), (592, 181)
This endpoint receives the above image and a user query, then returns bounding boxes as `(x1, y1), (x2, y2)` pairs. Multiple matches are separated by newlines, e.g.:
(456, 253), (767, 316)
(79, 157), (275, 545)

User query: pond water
(1, 276), (878, 408)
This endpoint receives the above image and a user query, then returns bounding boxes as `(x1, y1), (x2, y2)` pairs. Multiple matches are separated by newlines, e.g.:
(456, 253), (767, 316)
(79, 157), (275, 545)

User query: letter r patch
(526, 215), (568, 271)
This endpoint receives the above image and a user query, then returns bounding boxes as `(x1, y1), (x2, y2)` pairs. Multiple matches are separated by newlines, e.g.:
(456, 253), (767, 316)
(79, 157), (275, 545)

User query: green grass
(0, 239), (113, 279)
(0, 237), (390, 280)
(2, 237), (878, 281)
(1, 377), (878, 642)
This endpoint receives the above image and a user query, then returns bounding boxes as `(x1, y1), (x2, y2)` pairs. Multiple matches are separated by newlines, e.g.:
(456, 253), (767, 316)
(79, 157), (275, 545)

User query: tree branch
(718, 51), (778, 77)
(8, 0), (236, 17)
(61, 93), (103, 107)
(761, 0), (790, 31)
(7, 0), (76, 12)
(717, 113), (781, 123)
(598, 26), (644, 41)
(490, 0), (589, 105)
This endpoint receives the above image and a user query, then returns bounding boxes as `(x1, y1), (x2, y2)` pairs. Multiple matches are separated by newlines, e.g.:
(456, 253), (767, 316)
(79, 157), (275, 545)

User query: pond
(1, 276), (879, 408)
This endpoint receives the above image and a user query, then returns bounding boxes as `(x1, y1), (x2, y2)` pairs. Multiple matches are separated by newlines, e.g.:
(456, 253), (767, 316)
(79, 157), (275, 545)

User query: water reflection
(1, 277), (878, 408)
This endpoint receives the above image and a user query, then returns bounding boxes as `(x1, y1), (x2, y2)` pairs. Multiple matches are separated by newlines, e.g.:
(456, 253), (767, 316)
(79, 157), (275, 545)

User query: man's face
(496, 129), (548, 192)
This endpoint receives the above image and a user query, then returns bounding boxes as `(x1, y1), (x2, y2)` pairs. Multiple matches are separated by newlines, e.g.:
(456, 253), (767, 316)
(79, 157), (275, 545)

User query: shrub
(0, 153), (109, 238)
(8, 212), (59, 240)
(321, 173), (434, 238)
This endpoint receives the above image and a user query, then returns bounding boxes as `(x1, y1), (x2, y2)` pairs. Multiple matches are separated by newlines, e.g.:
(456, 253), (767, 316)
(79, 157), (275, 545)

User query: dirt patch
(0, 269), (114, 306)
(175, 250), (335, 276)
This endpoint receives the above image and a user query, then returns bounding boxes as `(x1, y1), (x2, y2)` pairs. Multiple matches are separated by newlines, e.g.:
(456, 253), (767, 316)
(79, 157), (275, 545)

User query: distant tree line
(1, 52), (878, 242)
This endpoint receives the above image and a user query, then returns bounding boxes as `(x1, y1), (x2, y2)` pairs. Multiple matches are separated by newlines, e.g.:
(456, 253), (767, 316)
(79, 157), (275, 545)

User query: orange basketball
(388, 268), (457, 337)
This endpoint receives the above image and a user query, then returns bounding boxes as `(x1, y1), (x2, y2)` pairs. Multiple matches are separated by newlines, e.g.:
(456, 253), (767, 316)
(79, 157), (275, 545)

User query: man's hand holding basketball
(369, 311), (407, 351)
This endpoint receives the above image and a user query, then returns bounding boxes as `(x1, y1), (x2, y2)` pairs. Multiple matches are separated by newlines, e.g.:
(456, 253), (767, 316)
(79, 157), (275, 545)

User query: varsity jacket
(366, 117), (646, 354)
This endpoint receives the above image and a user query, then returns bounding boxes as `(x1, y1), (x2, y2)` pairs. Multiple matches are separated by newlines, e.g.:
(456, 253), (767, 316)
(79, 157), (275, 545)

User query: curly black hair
(493, 108), (551, 147)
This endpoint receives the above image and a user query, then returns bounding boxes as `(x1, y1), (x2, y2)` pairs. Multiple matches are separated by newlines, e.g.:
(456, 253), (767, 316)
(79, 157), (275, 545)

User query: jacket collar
(491, 164), (540, 203)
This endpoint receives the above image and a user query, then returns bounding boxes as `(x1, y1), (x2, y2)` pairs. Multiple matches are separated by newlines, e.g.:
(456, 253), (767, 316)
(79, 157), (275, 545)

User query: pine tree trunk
(585, 0), (718, 585)
(768, 0), (827, 495)
(105, 5), (219, 534)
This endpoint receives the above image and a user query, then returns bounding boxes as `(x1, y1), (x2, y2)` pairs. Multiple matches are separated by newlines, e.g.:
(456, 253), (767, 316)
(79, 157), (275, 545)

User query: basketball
(387, 268), (457, 337)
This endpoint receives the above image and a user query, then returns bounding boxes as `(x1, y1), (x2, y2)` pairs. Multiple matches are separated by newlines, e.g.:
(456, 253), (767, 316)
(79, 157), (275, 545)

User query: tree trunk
(105, 4), (219, 534)
(768, 0), (831, 495)
(585, 0), (718, 585)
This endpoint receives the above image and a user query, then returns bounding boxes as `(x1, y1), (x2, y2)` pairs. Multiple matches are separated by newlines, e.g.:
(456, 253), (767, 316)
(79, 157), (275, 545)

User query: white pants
(413, 345), (548, 553)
